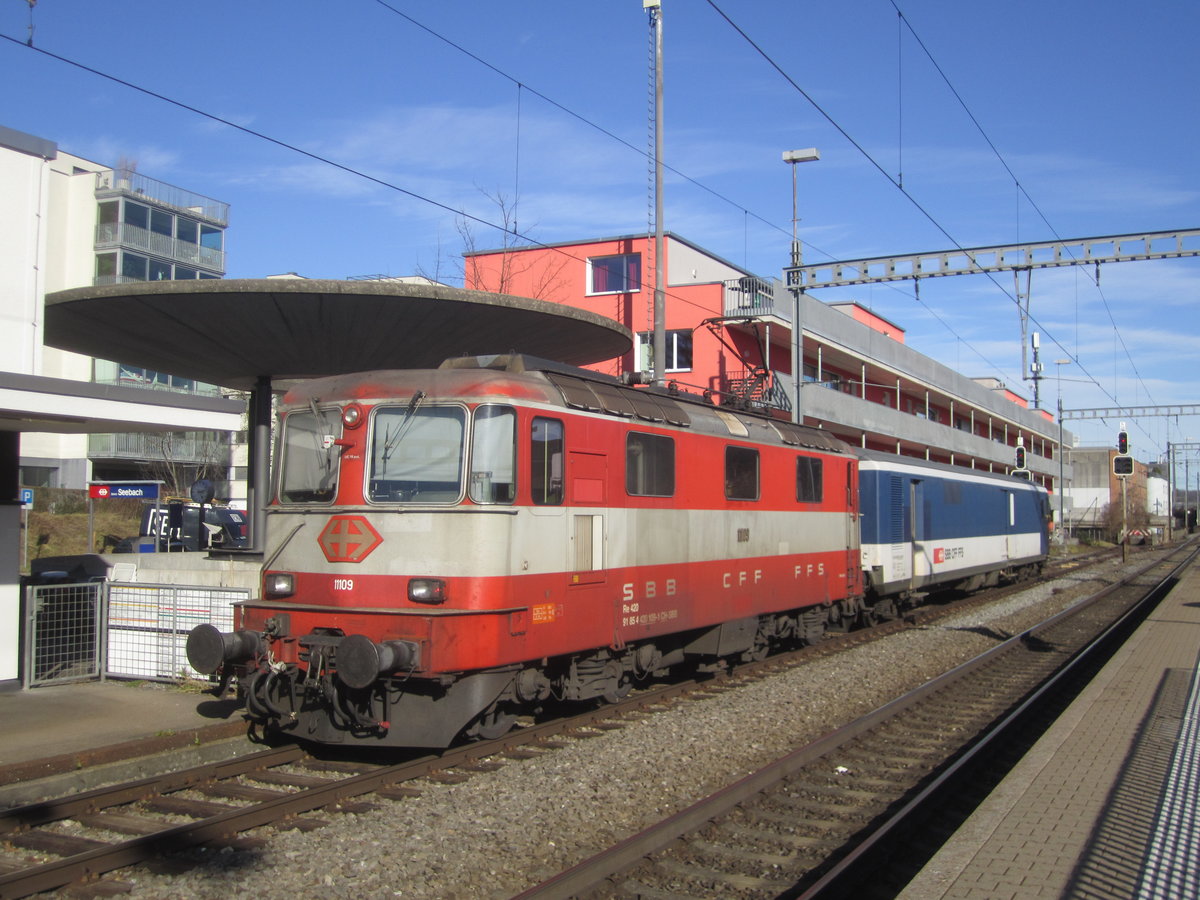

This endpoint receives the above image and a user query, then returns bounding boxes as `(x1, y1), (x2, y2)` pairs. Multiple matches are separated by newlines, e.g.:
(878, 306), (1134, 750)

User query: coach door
(910, 478), (926, 591)
(1004, 490), (1015, 560)
(568, 450), (607, 585)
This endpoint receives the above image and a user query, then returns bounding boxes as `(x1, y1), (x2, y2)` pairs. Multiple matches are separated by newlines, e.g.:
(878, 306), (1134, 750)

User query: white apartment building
(1, 124), (245, 501)
(1, 124), (245, 685)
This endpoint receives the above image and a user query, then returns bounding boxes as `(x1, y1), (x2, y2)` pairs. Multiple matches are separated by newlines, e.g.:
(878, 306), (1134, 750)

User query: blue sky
(3, 0), (1198, 461)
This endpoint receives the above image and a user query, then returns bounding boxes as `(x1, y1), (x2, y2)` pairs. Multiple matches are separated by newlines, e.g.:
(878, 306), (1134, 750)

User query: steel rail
(796, 539), (1200, 899)
(0, 547), (1127, 899)
(509, 541), (1195, 900)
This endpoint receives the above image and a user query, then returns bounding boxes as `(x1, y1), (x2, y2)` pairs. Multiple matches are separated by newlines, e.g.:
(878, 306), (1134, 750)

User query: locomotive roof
(284, 354), (853, 456)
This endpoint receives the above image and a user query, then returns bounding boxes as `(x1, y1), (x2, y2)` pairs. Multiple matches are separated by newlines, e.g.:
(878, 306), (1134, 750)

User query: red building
(465, 232), (1070, 493)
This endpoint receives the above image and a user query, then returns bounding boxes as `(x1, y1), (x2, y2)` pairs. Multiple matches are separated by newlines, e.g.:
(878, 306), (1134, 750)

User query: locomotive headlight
(408, 578), (447, 604)
(265, 572), (295, 598)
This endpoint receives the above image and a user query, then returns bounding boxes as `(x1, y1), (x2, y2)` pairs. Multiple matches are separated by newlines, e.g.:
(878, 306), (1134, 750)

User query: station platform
(0, 679), (247, 794)
(899, 554), (1200, 899)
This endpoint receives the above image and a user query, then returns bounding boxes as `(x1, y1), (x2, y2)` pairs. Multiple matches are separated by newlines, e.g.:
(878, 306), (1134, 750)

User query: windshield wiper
(381, 390), (426, 469)
(309, 398), (334, 473)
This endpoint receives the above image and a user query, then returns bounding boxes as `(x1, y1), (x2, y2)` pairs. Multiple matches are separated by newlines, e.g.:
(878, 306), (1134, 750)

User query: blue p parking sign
(20, 488), (33, 508)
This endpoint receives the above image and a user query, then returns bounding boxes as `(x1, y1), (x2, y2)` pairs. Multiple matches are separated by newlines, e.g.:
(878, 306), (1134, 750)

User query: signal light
(1117, 430), (1129, 454)
(1015, 444), (1027, 470)
(1113, 455), (1134, 476)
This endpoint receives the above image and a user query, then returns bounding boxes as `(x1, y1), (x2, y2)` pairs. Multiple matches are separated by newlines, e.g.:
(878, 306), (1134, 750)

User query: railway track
(0, 546), (1130, 898)
(511, 541), (1197, 900)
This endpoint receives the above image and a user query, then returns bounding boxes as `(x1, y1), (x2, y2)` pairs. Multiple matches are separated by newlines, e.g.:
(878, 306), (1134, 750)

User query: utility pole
(646, 0), (665, 388)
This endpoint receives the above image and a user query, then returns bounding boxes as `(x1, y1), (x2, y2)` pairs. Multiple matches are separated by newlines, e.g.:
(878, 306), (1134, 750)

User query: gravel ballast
(65, 557), (1141, 899)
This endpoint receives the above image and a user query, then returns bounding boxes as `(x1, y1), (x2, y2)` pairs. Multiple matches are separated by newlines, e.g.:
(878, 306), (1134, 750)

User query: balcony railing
(88, 432), (233, 467)
(95, 171), (229, 225)
(95, 222), (225, 272)
(723, 276), (788, 321)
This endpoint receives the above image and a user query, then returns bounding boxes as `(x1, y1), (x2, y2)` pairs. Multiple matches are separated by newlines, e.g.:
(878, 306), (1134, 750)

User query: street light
(1054, 359), (1071, 545)
(783, 148), (820, 424)
(783, 148), (820, 268)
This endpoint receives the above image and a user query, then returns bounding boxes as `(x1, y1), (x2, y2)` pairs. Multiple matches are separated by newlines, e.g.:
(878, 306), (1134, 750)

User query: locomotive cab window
(796, 456), (823, 503)
(531, 417), (564, 505)
(469, 405), (516, 504)
(626, 432), (675, 497)
(725, 446), (759, 501)
(368, 404), (466, 503)
(279, 407), (341, 503)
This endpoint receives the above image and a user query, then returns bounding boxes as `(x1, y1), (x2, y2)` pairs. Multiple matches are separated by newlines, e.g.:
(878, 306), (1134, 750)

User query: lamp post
(783, 148), (820, 424)
(1054, 359), (1071, 545)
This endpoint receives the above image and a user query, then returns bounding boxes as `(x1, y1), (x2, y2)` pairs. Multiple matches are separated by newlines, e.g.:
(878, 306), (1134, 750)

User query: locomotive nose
(186, 624), (263, 674)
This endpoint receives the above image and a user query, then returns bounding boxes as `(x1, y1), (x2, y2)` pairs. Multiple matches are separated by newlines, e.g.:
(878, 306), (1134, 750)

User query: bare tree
(444, 188), (570, 301)
(143, 431), (230, 499)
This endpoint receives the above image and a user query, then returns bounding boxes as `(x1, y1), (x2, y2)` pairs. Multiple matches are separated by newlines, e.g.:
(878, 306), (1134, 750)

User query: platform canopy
(44, 279), (633, 391)
(0, 372), (244, 435)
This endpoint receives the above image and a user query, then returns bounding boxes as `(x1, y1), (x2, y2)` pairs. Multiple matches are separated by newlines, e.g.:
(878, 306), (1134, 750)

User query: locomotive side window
(725, 446), (759, 500)
(531, 417), (564, 505)
(469, 405), (516, 504)
(626, 432), (675, 497)
(279, 408), (341, 503)
(368, 405), (466, 503)
(796, 456), (823, 503)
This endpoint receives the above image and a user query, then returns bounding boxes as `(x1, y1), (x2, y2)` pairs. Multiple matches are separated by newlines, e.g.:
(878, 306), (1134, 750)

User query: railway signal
(1117, 429), (1129, 455)
(1014, 438), (1027, 471)
(1113, 455), (1134, 476)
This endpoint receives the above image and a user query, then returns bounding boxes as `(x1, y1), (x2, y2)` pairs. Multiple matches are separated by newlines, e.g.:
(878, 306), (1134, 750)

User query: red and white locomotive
(187, 354), (864, 747)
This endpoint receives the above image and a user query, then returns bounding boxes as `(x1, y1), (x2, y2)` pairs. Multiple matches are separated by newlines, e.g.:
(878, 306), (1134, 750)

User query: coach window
(531, 417), (564, 505)
(796, 456), (823, 503)
(725, 446), (759, 501)
(469, 405), (516, 504)
(626, 432), (675, 497)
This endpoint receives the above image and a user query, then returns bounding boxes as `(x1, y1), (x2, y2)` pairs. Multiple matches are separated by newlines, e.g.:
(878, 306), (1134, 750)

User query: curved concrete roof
(44, 279), (632, 391)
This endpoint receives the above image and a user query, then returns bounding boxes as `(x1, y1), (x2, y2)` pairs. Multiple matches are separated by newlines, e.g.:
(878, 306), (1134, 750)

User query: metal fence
(23, 583), (105, 687)
(23, 581), (246, 688)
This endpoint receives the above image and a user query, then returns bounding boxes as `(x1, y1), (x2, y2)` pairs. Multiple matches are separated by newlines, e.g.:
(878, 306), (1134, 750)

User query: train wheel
(469, 703), (518, 741)
(827, 600), (851, 633)
(602, 660), (631, 704)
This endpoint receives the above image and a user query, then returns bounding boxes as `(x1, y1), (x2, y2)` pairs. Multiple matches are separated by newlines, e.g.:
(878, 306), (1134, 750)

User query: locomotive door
(568, 450), (607, 586)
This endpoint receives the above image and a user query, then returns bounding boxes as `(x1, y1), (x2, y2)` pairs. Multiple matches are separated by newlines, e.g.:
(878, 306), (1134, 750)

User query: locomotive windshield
(369, 403), (467, 503)
(279, 407), (341, 503)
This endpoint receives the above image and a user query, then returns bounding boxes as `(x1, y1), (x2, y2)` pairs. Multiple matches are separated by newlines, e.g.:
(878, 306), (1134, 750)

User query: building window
(725, 446), (759, 501)
(588, 253), (640, 294)
(19, 466), (56, 488)
(124, 201), (149, 230)
(121, 252), (148, 280)
(150, 208), (173, 238)
(200, 225), (223, 251)
(626, 432), (675, 497)
(636, 329), (693, 373)
(96, 253), (117, 280)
